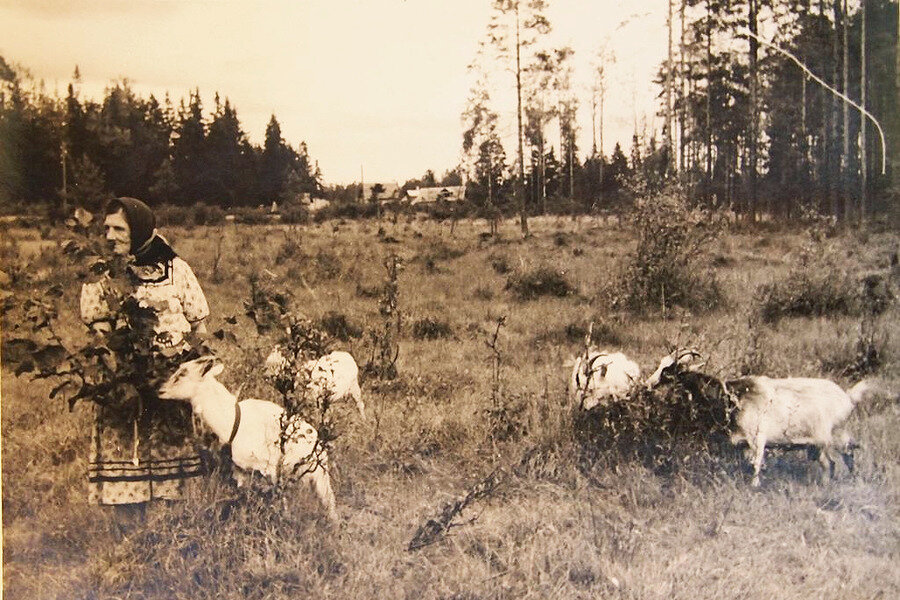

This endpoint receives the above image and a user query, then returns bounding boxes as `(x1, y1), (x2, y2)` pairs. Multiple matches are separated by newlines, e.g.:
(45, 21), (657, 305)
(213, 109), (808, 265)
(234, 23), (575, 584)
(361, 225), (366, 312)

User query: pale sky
(0, 0), (668, 184)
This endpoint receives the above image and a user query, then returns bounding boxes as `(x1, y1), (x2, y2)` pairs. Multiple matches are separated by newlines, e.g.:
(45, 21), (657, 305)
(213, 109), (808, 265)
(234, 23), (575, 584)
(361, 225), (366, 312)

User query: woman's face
(104, 210), (131, 255)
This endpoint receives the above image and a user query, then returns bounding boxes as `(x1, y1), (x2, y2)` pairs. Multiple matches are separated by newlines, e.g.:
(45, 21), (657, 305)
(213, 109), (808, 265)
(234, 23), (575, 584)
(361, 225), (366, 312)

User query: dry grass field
(2, 213), (899, 599)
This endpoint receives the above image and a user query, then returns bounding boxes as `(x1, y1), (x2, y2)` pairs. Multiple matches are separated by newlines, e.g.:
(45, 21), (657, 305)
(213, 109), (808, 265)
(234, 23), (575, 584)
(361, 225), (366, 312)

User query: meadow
(2, 212), (899, 599)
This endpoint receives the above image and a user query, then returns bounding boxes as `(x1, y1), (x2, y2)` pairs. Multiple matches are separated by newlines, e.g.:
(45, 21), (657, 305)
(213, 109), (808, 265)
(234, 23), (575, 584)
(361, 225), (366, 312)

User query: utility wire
(738, 27), (886, 175)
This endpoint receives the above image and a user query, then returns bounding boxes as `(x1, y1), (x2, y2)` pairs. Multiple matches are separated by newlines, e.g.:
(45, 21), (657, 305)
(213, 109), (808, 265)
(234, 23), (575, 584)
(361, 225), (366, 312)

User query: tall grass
(3, 215), (899, 599)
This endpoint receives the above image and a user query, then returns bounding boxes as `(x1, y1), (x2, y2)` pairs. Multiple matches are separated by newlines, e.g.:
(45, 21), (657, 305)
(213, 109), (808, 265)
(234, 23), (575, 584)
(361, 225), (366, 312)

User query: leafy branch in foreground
(3, 215), (210, 413)
(366, 254), (403, 380)
(243, 275), (336, 483)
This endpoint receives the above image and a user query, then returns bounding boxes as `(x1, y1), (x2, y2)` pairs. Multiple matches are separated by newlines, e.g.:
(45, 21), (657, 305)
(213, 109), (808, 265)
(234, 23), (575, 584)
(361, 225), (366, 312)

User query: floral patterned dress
(80, 257), (210, 505)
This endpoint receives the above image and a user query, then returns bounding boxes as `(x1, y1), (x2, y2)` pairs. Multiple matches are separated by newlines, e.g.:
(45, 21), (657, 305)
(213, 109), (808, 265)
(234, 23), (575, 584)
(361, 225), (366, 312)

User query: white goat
(727, 376), (869, 486)
(646, 350), (870, 486)
(265, 348), (365, 419)
(158, 356), (338, 520)
(568, 349), (642, 410)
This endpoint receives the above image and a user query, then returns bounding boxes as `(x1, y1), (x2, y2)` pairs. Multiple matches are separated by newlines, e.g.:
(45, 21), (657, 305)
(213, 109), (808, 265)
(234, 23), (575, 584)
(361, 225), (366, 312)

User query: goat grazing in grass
(568, 348), (642, 411)
(647, 349), (870, 486)
(265, 348), (365, 420)
(158, 356), (338, 520)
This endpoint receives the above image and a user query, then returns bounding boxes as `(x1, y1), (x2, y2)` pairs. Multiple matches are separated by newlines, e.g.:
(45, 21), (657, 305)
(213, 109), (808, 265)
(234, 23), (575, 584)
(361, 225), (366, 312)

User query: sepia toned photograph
(1, 1), (898, 598)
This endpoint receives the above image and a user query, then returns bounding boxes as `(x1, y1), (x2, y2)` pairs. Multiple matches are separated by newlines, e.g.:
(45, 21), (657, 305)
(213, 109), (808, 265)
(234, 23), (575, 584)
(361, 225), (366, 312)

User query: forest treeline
(462, 0), (898, 227)
(0, 57), (322, 216)
(1, 1), (897, 222)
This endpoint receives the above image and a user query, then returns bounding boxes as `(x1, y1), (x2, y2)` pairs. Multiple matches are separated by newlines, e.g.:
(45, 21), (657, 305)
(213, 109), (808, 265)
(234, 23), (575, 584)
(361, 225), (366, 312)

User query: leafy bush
(191, 203), (226, 226)
(422, 240), (466, 263)
(574, 377), (739, 476)
(154, 204), (193, 228)
(616, 191), (723, 314)
(415, 200), (471, 221)
(154, 203), (225, 227)
(412, 317), (454, 340)
(473, 286), (494, 300)
(365, 255), (402, 380)
(505, 266), (574, 300)
(757, 271), (860, 323)
(2, 223), (209, 415)
(274, 235), (302, 265)
(243, 274), (291, 334)
(279, 202), (310, 225)
(307, 249), (343, 282)
(313, 200), (377, 221)
(276, 243), (343, 283)
(533, 320), (622, 347)
(230, 206), (271, 225)
(756, 240), (894, 324)
(317, 311), (363, 341)
(489, 253), (511, 274)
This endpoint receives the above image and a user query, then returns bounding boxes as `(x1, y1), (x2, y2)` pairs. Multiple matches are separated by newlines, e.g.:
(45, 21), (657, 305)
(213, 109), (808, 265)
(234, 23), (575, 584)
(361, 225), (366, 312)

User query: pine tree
(485, 0), (551, 235)
(259, 115), (292, 203)
(207, 94), (254, 205)
(171, 89), (206, 204)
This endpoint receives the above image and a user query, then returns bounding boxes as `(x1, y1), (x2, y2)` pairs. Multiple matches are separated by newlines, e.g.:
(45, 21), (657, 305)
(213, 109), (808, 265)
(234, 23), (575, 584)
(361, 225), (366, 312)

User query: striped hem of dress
(89, 456), (205, 483)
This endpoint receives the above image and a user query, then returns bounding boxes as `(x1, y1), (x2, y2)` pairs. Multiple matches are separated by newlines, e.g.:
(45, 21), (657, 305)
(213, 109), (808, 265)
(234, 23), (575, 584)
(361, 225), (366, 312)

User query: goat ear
(687, 361), (706, 372)
(196, 357), (220, 377)
(206, 362), (225, 378)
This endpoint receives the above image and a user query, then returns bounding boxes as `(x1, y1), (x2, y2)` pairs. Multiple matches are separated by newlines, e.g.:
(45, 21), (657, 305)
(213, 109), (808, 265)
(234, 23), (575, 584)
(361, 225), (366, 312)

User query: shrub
(412, 317), (454, 340)
(416, 200), (470, 221)
(154, 204), (193, 228)
(505, 266), (574, 300)
(423, 240), (466, 263)
(230, 206), (270, 225)
(473, 286), (494, 300)
(757, 270), (860, 323)
(616, 191), (723, 314)
(279, 202), (310, 225)
(756, 238), (894, 324)
(574, 379), (739, 476)
(276, 244), (343, 283)
(191, 203), (226, 226)
(317, 311), (363, 341)
(489, 253), (511, 274)
(534, 321), (622, 347)
(275, 235), (302, 265)
(154, 203), (226, 227)
(314, 200), (377, 221)
(308, 249), (343, 282)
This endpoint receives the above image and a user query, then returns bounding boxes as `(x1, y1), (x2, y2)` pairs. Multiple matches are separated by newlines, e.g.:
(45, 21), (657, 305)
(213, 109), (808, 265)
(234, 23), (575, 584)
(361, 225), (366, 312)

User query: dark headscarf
(105, 197), (177, 266)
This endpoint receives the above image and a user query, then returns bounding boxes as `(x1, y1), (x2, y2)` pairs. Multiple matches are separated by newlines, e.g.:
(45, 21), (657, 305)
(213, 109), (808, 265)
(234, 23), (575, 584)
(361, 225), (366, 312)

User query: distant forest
(0, 57), (323, 216)
(461, 0), (898, 225)
(1, 1), (897, 221)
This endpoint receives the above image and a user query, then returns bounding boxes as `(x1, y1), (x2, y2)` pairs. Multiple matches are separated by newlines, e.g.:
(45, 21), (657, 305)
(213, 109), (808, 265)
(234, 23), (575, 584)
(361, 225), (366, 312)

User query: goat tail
(847, 379), (877, 405)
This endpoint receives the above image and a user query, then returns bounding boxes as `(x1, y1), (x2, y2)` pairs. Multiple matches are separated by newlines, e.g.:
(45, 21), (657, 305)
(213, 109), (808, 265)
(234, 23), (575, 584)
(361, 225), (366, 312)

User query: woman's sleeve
(175, 259), (210, 323)
(80, 281), (111, 326)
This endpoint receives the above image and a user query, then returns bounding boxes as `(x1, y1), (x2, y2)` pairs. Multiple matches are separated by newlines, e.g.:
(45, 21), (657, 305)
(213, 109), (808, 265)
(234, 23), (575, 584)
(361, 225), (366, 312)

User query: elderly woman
(80, 197), (209, 507)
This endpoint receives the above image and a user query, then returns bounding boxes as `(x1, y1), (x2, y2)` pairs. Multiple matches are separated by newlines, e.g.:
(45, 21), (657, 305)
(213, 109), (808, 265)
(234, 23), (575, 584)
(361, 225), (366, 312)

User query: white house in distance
(405, 185), (466, 206)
